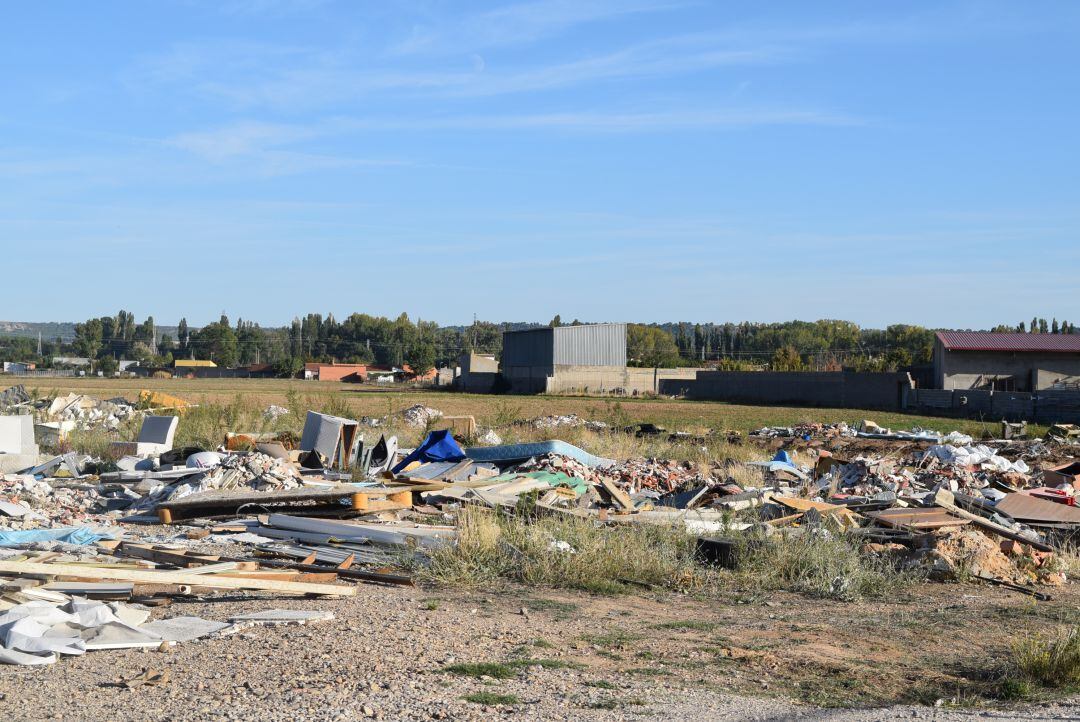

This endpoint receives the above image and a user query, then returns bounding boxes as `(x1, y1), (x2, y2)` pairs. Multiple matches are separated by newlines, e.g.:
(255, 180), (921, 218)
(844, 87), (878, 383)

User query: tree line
(1, 311), (1073, 376)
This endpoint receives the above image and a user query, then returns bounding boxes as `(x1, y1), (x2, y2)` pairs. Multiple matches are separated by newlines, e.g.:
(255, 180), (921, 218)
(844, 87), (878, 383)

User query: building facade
(934, 331), (1080, 391)
(501, 323), (625, 393)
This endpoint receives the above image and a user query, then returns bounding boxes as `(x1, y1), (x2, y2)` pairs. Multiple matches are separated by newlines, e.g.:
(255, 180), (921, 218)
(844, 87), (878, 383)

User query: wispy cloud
(449, 35), (787, 97)
(130, 31), (789, 110)
(165, 120), (407, 175)
(169, 121), (318, 159)
(346, 108), (862, 132)
(394, 0), (683, 55)
(167, 107), (859, 157)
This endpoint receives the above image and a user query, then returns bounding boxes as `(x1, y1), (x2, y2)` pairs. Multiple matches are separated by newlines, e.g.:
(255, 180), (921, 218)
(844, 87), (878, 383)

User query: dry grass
(22, 377), (1026, 438)
(1009, 626), (1080, 690)
(732, 529), (916, 602)
(421, 506), (709, 594)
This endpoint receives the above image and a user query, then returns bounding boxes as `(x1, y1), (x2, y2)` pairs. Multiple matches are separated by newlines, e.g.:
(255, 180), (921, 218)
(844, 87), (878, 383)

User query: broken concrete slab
(141, 616), (229, 643)
(109, 415), (179, 457)
(0, 415), (40, 473)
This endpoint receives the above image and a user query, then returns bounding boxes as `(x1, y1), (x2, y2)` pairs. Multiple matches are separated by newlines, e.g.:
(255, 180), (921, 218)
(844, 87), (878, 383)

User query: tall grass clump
(734, 529), (913, 602)
(421, 505), (707, 594)
(1008, 626), (1080, 690)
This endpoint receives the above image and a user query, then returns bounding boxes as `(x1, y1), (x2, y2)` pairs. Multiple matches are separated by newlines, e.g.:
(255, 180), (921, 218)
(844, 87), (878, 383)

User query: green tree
(73, 319), (103, 362)
(177, 318), (189, 351)
(190, 321), (239, 367)
(273, 355), (303, 378)
(405, 341), (436, 378)
(97, 355), (119, 376)
(771, 346), (804, 371)
(627, 325), (680, 368)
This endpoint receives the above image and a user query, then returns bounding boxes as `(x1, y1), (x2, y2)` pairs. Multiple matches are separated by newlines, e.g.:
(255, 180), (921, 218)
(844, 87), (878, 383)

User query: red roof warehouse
(934, 332), (1080, 391)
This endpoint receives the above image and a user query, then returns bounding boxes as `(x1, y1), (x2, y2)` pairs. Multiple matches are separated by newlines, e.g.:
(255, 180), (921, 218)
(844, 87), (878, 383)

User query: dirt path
(1, 581), (1075, 721)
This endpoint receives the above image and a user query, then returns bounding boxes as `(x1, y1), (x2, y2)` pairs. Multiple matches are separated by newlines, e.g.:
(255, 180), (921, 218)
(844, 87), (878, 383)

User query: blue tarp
(391, 430), (466, 473)
(464, 440), (615, 469)
(0, 527), (112, 547)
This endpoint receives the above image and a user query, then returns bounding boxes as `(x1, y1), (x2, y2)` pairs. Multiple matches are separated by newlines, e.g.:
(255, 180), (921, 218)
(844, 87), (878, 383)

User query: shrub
(1010, 626), (1080, 689)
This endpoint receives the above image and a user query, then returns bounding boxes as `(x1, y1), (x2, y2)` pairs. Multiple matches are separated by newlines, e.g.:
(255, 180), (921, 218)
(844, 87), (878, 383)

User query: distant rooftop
(936, 331), (1080, 353)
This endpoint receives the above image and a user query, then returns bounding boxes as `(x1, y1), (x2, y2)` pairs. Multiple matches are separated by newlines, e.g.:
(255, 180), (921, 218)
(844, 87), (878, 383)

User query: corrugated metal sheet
(502, 323), (627, 368)
(501, 327), (554, 368)
(937, 331), (1080, 353)
(553, 323), (626, 366)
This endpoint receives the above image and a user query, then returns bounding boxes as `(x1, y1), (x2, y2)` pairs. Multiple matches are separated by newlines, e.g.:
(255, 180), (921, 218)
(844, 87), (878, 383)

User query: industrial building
(501, 323), (626, 393)
(933, 331), (1080, 391)
(453, 353), (499, 393)
(499, 323), (696, 394)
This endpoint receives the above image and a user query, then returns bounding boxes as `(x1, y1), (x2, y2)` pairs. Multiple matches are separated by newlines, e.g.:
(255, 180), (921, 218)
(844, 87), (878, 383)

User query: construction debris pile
(1, 390), (1079, 667)
(400, 404), (443, 428)
(524, 414), (609, 431)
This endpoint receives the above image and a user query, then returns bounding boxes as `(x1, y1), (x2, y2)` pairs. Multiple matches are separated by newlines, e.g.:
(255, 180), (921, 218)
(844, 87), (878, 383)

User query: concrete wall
(544, 365), (697, 395)
(458, 371), (499, 393)
(459, 353), (498, 374)
(904, 388), (1080, 423)
(670, 371), (913, 410)
(938, 346), (1080, 391)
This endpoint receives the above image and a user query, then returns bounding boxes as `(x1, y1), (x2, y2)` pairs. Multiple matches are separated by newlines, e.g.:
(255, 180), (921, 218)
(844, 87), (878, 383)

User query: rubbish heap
(1, 395), (1079, 668)
(400, 404), (443, 428)
(41, 393), (138, 431)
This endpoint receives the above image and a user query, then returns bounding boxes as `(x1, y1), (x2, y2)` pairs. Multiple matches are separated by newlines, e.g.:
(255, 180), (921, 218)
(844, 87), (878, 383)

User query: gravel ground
(0, 581), (1075, 721)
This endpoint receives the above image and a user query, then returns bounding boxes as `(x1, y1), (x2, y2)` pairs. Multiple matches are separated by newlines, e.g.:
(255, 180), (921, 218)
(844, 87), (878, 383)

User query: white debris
(263, 405), (290, 420)
(400, 405), (443, 428)
(923, 444), (1030, 474)
(476, 428), (502, 445)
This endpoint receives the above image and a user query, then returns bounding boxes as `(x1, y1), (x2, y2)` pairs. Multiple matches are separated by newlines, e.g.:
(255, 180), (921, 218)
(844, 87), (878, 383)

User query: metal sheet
(996, 493), (1080, 524)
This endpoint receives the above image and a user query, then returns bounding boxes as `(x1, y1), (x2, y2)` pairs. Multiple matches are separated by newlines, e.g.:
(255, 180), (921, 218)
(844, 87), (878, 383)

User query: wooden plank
(933, 489), (1053, 552)
(118, 543), (221, 567)
(599, 478), (635, 511)
(770, 495), (859, 518)
(867, 508), (970, 530)
(0, 561), (356, 596)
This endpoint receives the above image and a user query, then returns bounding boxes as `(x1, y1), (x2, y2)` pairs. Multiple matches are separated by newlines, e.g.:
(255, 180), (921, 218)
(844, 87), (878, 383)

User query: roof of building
(174, 359), (217, 368)
(936, 331), (1080, 353)
(503, 322), (625, 335)
(305, 362), (367, 370)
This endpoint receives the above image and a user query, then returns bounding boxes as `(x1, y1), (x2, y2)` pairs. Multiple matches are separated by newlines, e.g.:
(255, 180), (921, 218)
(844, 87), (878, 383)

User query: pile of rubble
(166, 453), (303, 502)
(0, 472), (105, 530)
(42, 393), (137, 431)
(523, 414), (609, 431)
(399, 404), (443, 428)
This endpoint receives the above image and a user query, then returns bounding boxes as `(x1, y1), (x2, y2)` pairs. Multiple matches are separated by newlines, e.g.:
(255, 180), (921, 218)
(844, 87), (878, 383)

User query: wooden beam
(0, 561), (356, 596)
(933, 489), (1053, 552)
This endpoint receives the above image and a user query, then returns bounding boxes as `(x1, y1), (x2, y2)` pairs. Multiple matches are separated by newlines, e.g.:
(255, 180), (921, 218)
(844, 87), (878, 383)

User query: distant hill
(0, 321), (77, 341)
(0, 321), (180, 342)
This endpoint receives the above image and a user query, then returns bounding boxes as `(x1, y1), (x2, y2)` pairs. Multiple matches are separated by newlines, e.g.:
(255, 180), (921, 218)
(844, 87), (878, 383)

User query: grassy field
(19, 376), (1019, 439)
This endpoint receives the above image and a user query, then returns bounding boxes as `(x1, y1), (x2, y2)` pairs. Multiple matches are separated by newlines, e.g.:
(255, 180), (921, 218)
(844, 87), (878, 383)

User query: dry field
(21, 376), (1023, 439)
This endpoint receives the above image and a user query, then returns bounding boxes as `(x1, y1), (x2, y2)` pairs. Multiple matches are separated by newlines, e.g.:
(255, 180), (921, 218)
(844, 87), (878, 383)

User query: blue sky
(2, 0), (1078, 329)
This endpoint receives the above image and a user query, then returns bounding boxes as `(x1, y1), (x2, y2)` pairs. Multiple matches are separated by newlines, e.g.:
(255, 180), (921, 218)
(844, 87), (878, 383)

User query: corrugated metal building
(502, 323), (626, 393)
